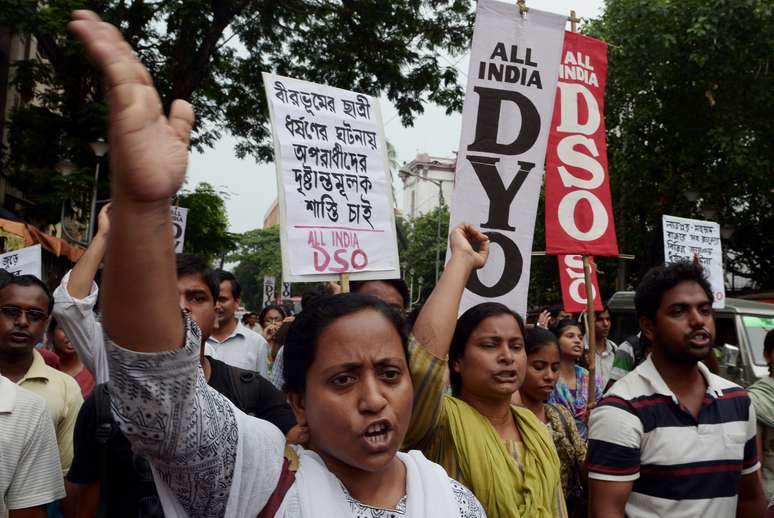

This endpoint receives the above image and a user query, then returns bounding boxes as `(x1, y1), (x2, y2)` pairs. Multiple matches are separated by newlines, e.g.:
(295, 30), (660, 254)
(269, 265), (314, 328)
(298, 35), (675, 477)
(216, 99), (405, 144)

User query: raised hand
(96, 202), (111, 237)
(68, 11), (194, 204)
(448, 223), (490, 270)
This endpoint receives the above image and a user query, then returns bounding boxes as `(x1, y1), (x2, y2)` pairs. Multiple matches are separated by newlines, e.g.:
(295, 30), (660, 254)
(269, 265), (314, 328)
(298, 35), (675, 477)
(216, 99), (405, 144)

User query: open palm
(68, 11), (193, 203)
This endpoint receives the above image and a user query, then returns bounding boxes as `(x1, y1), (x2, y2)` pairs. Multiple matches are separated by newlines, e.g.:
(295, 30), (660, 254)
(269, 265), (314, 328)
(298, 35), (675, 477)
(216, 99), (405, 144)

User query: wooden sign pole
(340, 272), (350, 293)
(583, 256), (597, 407)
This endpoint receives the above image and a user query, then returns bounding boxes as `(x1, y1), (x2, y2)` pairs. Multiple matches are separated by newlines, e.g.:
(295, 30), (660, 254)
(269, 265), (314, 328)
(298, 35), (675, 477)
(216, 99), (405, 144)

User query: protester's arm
(737, 472), (766, 518)
(75, 483), (100, 518)
(68, 204), (110, 299)
(68, 11), (189, 353)
(587, 396), (641, 518)
(52, 271), (106, 381)
(68, 12), (284, 517)
(411, 224), (489, 359)
(53, 206), (110, 380)
(737, 400), (766, 517)
(589, 479), (631, 518)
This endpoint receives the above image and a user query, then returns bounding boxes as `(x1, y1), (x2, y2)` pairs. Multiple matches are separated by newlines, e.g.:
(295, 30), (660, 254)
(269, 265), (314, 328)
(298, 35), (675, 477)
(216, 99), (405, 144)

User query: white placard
(263, 276), (276, 308)
(0, 245), (42, 279)
(170, 206), (188, 254)
(662, 215), (725, 308)
(448, 1), (567, 317)
(263, 72), (400, 282)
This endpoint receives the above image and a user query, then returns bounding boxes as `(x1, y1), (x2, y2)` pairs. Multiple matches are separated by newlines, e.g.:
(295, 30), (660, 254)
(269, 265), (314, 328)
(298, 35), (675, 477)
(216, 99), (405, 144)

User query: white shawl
(292, 449), (461, 517)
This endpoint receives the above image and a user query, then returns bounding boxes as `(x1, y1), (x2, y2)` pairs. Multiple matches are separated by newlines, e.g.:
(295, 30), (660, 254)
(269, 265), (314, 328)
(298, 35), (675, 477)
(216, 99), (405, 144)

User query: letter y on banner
(448, 0), (567, 317)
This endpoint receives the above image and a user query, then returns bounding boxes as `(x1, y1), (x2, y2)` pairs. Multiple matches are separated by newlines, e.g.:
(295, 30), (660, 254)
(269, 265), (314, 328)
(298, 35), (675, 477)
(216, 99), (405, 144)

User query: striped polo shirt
(588, 356), (759, 516)
(0, 375), (65, 514)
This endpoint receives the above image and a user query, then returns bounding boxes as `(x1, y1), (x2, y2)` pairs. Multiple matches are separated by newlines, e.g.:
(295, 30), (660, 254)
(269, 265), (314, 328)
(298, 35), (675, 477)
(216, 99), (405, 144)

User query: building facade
(398, 153), (456, 219)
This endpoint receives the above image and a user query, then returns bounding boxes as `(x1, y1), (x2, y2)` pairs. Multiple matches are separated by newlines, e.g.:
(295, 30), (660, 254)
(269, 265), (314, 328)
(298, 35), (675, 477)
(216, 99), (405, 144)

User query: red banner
(545, 32), (618, 257)
(558, 255), (603, 313)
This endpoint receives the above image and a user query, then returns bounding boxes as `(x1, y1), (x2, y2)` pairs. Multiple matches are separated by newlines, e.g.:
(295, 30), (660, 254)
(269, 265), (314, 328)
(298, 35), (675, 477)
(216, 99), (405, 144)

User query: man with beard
(587, 261), (765, 517)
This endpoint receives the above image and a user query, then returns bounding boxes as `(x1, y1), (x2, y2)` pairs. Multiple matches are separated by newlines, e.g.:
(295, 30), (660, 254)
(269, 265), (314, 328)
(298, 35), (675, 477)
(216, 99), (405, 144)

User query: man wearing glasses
(0, 274), (83, 516)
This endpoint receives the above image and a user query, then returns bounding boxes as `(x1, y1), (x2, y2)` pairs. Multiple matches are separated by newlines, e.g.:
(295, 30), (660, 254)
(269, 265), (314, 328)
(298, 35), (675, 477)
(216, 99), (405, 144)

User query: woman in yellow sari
(404, 224), (565, 518)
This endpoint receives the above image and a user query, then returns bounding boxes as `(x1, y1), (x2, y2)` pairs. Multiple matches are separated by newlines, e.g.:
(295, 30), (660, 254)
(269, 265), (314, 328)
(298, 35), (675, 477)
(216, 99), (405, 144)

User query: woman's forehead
(470, 314), (522, 338)
(312, 310), (405, 366)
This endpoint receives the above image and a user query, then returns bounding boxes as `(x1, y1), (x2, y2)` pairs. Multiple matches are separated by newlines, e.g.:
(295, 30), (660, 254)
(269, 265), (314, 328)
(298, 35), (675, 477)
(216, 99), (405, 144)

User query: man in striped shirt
(588, 261), (766, 517)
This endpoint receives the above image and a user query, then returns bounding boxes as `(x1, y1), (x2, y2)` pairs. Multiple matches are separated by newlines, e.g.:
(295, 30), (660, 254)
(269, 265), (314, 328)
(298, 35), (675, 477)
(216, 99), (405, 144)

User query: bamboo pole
(340, 272), (350, 293)
(583, 256), (597, 407)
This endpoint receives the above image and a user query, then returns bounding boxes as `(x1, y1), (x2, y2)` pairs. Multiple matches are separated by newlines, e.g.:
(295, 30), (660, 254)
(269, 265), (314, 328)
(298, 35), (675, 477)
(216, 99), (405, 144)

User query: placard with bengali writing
(263, 73), (400, 281)
(662, 214), (725, 308)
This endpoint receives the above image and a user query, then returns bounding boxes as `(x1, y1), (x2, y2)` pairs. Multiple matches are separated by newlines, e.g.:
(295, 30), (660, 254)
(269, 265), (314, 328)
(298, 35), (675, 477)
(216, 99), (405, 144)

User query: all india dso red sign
(545, 31), (618, 257)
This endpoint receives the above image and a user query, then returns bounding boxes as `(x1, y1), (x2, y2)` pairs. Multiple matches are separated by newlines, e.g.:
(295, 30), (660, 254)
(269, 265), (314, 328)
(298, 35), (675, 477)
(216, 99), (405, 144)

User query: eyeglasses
(0, 306), (48, 323)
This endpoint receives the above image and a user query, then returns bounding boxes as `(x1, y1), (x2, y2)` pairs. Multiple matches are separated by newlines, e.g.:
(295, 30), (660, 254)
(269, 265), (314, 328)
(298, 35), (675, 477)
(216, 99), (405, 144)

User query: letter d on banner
(448, 0), (567, 317)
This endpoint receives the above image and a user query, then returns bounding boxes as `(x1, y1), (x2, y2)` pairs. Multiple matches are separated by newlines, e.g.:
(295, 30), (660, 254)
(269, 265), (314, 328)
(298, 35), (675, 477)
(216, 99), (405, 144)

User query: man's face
(0, 284), (49, 356)
(641, 281), (715, 365)
(177, 274), (216, 341)
(595, 310), (611, 339)
(215, 280), (239, 326)
(247, 314), (258, 327)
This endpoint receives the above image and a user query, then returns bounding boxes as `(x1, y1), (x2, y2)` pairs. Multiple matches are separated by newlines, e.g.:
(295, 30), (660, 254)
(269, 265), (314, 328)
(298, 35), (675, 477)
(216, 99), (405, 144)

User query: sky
(186, 0), (605, 234)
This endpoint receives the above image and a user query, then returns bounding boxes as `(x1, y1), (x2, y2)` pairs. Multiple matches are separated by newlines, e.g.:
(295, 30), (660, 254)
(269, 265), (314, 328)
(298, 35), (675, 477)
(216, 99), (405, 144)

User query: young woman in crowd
(260, 304), (287, 375)
(748, 329), (774, 499)
(519, 327), (587, 517)
(405, 224), (564, 518)
(547, 319), (603, 440)
(48, 316), (95, 397)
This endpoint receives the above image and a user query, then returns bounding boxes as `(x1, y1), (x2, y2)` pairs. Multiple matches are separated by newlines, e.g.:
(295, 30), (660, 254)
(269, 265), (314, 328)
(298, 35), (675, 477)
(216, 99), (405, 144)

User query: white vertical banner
(662, 215), (725, 308)
(262, 276), (276, 308)
(263, 72), (400, 282)
(448, 0), (567, 317)
(170, 206), (189, 254)
(281, 280), (292, 299)
(0, 245), (42, 279)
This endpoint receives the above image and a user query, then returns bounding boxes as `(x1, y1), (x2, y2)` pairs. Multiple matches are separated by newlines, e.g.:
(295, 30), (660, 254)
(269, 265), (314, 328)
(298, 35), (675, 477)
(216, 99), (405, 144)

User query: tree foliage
(398, 205), (449, 306)
(175, 182), (237, 262)
(584, 0), (774, 290)
(1, 0), (472, 224)
(229, 225), (282, 310)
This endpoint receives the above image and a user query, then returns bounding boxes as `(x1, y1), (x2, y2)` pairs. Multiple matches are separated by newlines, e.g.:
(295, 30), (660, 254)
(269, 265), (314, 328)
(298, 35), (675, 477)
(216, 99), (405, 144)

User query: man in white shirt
(207, 271), (270, 377)
(0, 374), (65, 517)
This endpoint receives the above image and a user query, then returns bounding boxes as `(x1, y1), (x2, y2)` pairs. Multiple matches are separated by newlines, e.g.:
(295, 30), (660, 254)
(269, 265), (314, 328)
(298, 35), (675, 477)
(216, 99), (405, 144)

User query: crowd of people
(1, 10), (773, 518)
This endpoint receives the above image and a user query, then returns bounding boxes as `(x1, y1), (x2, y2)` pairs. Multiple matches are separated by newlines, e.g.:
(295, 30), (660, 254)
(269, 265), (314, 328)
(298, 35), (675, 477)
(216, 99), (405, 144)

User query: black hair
(764, 329), (774, 374)
(215, 270), (241, 300)
(350, 279), (410, 309)
(301, 285), (332, 309)
(635, 261), (713, 322)
(449, 302), (525, 397)
(283, 293), (408, 394)
(550, 318), (582, 340)
(548, 304), (564, 319)
(259, 304), (287, 327)
(525, 327), (559, 355)
(0, 274), (53, 314)
(176, 254), (219, 302)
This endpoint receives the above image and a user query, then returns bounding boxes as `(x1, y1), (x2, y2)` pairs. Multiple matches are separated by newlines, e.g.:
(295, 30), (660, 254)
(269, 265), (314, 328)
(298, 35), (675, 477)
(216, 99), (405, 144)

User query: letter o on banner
(569, 277), (597, 304)
(351, 249), (368, 270)
(558, 190), (608, 241)
(466, 232), (523, 298)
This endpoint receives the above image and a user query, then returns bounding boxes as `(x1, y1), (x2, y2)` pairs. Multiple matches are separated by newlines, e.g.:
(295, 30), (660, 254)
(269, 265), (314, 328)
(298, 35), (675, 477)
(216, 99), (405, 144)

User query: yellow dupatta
(445, 396), (561, 518)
